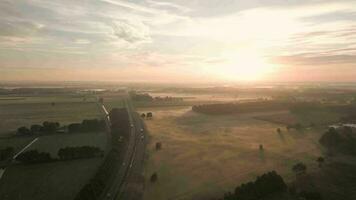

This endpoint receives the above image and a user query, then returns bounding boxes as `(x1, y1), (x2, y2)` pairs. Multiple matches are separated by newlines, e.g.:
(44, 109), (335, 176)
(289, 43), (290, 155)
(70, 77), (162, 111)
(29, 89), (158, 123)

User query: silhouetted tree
(277, 128), (281, 134)
(17, 126), (32, 136)
(259, 144), (264, 151)
(30, 124), (42, 134)
(317, 157), (325, 168)
(156, 142), (162, 150)
(292, 162), (307, 178)
(42, 121), (60, 133)
(147, 112), (153, 118)
(225, 171), (287, 200)
(150, 173), (158, 183)
(16, 150), (53, 164)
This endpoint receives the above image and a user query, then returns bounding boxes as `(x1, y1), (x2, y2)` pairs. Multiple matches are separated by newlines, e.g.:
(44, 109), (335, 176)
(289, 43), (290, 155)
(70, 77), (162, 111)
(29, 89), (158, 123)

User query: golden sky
(0, 0), (356, 82)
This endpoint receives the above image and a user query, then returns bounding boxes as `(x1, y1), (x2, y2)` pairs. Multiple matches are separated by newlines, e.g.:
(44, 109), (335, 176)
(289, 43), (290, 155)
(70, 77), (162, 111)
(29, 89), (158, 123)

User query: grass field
(254, 111), (344, 126)
(0, 158), (103, 200)
(0, 95), (102, 135)
(140, 106), (324, 200)
(27, 132), (108, 158)
(0, 93), (109, 200)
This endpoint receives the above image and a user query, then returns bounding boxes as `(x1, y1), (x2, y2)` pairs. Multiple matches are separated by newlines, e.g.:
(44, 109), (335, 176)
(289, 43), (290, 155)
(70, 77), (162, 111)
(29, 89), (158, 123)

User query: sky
(0, 0), (356, 83)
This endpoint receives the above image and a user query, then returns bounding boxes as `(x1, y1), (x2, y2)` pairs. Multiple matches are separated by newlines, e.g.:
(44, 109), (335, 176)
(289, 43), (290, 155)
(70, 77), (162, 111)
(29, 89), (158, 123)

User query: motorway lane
(117, 104), (147, 200)
(99, 98), (146, 200)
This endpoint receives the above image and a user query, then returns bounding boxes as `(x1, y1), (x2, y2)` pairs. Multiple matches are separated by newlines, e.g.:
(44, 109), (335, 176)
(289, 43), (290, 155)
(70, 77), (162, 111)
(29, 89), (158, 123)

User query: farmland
(140, 106), (324, 200)
(0, 91), (109, 200)
(0, 95), (101, 135)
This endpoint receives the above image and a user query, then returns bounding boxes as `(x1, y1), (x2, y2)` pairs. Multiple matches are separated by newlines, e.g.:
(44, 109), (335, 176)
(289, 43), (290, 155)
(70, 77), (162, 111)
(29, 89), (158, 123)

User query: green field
(0, 158), (103, 200)
(28, 132), (108, 158)
(140, 106), (324, 200)
(99, 92), (126, 111)
(0, 93), (109, 200)
(0, 95), (101, 135)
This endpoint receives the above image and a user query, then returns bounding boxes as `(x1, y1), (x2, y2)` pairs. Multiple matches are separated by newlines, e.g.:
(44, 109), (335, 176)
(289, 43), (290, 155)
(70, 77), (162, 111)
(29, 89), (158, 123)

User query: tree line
(17, 121), (60, 136)
(218, 170), (322, 200)
(15, 146), (104, 164)
(129, 91), (154, 101)
(16, 119), (106, 136)
(222, 171), (287, 200)
(320, 127), (356, 155)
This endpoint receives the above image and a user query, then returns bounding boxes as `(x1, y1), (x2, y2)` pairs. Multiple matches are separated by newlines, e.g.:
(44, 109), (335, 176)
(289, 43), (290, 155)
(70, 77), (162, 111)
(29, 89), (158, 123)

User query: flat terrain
(255, 111), (344, 126)
(0, 95), (101, 135)
(0, 158), (103, 200)
(140, 107), (324, 200)
(0, 93), (109, 200)
(27, 132), (108, 158)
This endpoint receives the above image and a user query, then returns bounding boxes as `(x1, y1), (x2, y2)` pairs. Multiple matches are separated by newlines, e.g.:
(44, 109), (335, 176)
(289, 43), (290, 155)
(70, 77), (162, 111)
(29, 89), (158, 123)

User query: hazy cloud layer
(0, 0), (356, 82)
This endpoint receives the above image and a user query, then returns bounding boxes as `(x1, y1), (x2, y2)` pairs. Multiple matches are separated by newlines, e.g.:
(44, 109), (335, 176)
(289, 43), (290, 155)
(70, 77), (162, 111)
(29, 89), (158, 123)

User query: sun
(218, 52), (274, 81)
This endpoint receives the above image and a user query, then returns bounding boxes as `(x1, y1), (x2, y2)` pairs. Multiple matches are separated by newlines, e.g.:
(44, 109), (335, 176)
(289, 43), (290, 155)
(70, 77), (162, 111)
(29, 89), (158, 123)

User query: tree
(42, 121), (60, 133)
(277, 128), (281, 134)
(16, 150), (53, 164)
(317, 156), (325, 168)
(292, 162), (307, 177)
(17, 126), (32, 136)
(155, 142), (162, 150)
(147, 112), (153, 118)
(150, 173), (158, 183)
(30, 124), (42, 134)
(259, 144), (264, 151)
(141, 113), (146, 118)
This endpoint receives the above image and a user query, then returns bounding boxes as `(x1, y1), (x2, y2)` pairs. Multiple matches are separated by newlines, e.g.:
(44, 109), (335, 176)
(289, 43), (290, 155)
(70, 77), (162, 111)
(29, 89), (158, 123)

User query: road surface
(99, 98), (147, 200)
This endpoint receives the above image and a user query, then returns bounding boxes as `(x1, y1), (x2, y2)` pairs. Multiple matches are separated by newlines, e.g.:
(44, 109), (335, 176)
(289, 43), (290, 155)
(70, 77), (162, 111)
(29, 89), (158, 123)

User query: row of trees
(319, 127), (356, 155)
(129, 91), (154, 101)
(16, 150), (53, 164)
(16, 118), (106, 136)
(223, 171), (287, 200)
(17, 121), (60, 136)
(0, 147), (14, 161)
(141, 112), (153, 119)
(219, 160), (325, 200)
(16, 146), (104, 164)
(67, 119), (106, 133)
(58, 146), (104, 160)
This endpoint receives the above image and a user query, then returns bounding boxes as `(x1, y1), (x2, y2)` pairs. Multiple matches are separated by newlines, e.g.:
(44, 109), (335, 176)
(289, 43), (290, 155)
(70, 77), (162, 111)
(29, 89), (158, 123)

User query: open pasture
(140, 106), (324, 200)
(0, 158), (103, 200)
(26, 132), (108, 158)
(0, 95), (101, 134)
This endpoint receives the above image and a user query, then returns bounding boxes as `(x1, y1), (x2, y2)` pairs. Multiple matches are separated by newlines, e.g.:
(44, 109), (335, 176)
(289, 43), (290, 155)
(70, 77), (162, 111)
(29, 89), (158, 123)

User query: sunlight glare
(217, 51), (274, 81)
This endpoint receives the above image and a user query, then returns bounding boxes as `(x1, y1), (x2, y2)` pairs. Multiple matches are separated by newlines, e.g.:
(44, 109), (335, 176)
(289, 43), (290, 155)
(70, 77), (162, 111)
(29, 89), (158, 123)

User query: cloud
(1, 0), (356, 82)
(111, 19), (151, 43)
(74, 39), (91, 44)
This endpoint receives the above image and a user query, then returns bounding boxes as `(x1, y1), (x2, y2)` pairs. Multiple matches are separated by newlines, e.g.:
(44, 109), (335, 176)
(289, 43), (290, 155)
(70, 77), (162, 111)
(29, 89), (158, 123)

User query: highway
(99, 97), (146, 200)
